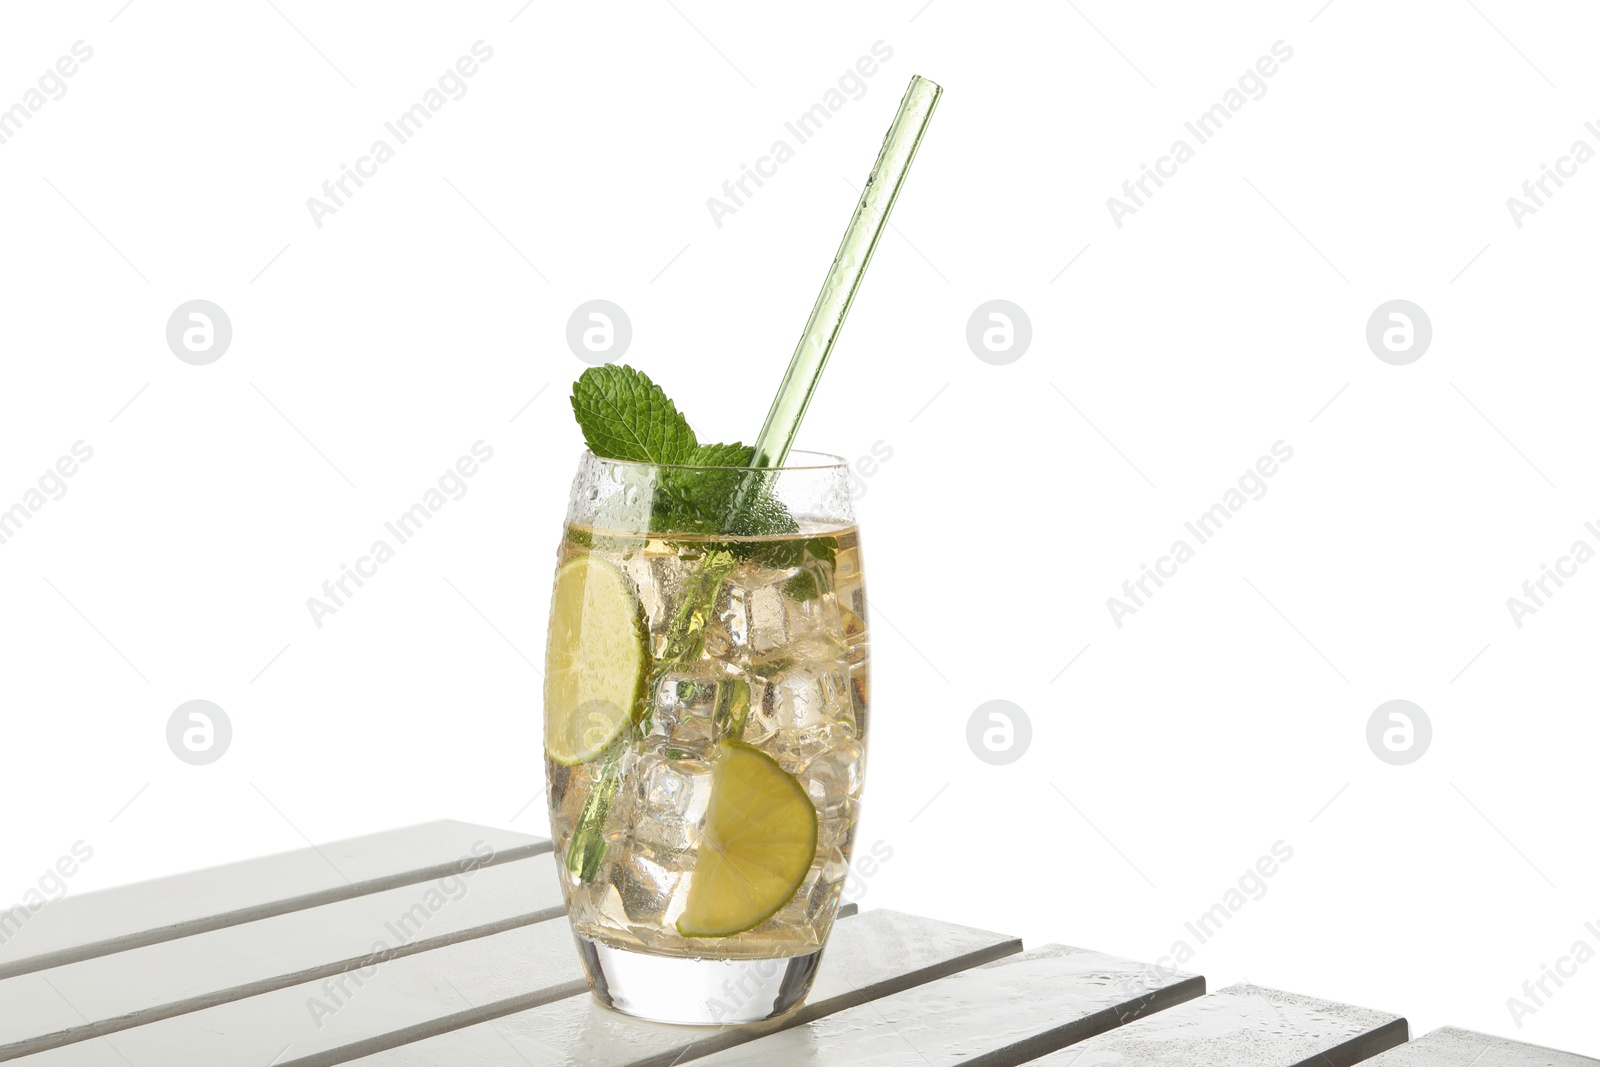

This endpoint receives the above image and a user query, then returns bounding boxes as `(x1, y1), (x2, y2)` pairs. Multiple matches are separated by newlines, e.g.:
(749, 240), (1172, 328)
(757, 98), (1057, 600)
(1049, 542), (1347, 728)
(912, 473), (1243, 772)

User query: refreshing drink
(550, 511), (876, 966)
(543, 72), (938, 1025)
(545, 451), (867, 1023)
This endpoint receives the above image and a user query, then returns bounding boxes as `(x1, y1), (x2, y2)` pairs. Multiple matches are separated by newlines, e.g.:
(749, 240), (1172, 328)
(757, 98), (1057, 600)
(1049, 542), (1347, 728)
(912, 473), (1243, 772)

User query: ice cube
(630, 753), (713, 854)
(577, 879), (630, 933)
(742, 665), (852, 768)
(709, 566), (806, 656)
(647, 670), (756, 757)
(746, 583), (790, 651)
(710, 585), (751, 654)
(783, 570), (842, 637)
(816, 800), (859, 860)
(647, 671), (720, 758)
(847, 667), (869, 733)
(802, 740), (863, 816)
(842, 608), (869, 669)
(768, 667), (825, 730)
(768, 663), (854, 729)
(767, 852), (849, 941)
(608, 845), (680, 926)
(819, 846), (851, 888)
(617, 543), (714, 640)
(805, 850), (850, 924)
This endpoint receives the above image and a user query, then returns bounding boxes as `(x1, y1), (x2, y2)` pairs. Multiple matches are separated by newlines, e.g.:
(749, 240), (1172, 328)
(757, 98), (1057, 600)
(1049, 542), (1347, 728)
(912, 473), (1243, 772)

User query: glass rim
(583, 448), (848, 473)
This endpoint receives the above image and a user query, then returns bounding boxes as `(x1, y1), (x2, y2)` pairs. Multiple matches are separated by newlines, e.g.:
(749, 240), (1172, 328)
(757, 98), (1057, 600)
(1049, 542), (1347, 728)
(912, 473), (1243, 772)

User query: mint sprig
(571, 365), (795, 537)
(569, 363), (839, 583)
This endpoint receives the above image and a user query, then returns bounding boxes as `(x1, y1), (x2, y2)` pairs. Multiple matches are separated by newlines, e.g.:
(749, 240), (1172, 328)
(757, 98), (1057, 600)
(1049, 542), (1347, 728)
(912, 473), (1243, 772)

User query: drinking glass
(544, 450), (869, 1024)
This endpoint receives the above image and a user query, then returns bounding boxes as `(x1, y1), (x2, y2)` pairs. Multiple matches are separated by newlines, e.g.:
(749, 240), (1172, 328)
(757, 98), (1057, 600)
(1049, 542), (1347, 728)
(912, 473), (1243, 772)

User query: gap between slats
(1292, 1019), (1411, 1067)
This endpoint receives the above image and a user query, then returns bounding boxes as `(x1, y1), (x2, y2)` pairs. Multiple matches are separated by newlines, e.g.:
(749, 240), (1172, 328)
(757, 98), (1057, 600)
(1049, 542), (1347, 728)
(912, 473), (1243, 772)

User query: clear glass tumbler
(544, 450), (869, 1024)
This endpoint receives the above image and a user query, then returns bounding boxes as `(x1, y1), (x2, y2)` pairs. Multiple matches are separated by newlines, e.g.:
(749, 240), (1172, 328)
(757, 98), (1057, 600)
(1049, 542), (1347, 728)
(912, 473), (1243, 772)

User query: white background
(2, 0), (1597, 1052)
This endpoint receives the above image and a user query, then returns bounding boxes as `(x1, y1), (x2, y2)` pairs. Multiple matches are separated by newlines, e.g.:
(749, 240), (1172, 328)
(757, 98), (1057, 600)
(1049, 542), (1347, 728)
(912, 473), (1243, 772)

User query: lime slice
(544, 555), (650, 765)
(677, 741), (819, 938)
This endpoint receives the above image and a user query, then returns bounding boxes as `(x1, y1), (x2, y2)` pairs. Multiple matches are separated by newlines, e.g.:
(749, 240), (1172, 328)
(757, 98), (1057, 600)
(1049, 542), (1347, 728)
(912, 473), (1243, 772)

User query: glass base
(576, 934), (822, 1025)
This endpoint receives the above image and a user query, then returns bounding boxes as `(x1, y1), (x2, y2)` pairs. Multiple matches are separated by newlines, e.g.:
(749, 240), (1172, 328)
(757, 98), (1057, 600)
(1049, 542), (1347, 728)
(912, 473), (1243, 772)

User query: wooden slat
(1366, 1027), (1599, 1066)
(18, 916), (586, 1067)
(692, 943), (1204, 1066)
(0, 821), (547, 980)
(0, 854), (564, 1061)
(1027, 983), (1407, 1067)
(342, 909), (1021, 1067)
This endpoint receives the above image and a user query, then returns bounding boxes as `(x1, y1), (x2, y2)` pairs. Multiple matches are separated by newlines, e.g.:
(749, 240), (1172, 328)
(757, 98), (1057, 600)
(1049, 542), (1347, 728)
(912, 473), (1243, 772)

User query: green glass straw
(749, 75), (942, 470)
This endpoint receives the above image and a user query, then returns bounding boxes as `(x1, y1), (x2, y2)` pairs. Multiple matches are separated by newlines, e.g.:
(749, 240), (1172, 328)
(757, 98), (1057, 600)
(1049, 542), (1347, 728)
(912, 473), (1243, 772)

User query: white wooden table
(1, 821), (1591, 1066)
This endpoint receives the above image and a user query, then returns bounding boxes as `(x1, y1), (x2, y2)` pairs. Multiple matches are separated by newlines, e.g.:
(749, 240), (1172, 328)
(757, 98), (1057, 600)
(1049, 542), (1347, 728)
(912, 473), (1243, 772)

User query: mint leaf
(684, 442), (754, 467)
(780, 537), (839, 601)
(655, 444), (756, 532)
(805, 535), (838, 570)
(571, 365), (697, 465)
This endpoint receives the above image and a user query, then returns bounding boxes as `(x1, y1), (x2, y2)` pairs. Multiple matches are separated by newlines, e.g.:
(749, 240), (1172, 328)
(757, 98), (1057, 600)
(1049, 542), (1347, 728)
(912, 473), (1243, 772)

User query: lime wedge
(677, 741), (819, 938)
(544, 555), (650, 765)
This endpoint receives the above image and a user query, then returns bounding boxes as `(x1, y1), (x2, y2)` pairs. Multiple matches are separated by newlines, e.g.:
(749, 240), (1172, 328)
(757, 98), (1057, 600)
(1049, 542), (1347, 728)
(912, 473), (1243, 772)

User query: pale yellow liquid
(547, 525), (869, 959)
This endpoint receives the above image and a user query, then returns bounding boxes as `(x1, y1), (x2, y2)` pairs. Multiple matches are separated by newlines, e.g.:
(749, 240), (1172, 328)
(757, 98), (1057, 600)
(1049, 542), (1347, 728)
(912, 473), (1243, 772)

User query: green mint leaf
(570, 365), (698, 464)
(781, 570), (822, 602)
(684, 442), (755, 467)
(805, 535), (838, 570)
(655, 443), (757, 532)
(781, 537), (839, 602)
